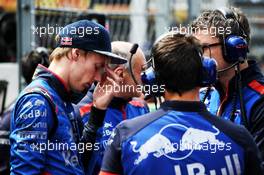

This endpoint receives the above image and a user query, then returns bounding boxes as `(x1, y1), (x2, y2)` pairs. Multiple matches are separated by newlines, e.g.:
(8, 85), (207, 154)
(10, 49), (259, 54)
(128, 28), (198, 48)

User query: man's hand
(93, 66), (123, 110)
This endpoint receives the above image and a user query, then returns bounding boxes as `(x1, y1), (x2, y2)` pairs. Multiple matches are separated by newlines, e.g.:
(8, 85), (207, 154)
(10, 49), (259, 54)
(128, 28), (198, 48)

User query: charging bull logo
(130, 134), (177, 165)
(180, 126), (224, 151)
(131, 124), (226, 165)
(104, 122), (113, 129)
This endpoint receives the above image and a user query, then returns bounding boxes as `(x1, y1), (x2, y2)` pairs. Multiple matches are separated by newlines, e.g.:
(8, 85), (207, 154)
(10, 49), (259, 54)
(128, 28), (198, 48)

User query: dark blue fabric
(77, 93), (149, 175)
(101, 101), (263, 175)
(201, 60), (264, 162)
(10, 65), (84, 175)
(203, 60), (264, 127)
(58, 20), (111, 53)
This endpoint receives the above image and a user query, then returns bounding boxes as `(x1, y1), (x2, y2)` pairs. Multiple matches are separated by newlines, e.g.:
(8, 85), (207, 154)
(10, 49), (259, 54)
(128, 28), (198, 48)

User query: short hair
(152, 33), (203, 95)
(49, 47), (72, 62)
(21, 47), (50, 84)
(191, 7), (250, 44)
(50, 35), (72, 61)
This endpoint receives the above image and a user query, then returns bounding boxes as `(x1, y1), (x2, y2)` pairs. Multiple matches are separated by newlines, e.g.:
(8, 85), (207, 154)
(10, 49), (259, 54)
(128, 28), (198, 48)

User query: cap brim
(93, 50), (127, 64)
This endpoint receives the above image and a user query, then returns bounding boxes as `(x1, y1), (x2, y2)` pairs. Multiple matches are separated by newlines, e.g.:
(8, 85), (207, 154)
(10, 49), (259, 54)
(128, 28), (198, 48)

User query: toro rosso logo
(180, 126), (224, 151)
(130, 133), (177, 165)
(130, 124), (229, 165)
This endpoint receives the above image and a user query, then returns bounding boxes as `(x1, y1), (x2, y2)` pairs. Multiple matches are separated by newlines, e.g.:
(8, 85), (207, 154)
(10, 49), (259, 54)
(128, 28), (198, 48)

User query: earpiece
(215, 8), (249, 63)
(225, 35), (248, 63)
(140, 32), (218, 99)
(141, 66), (156, 86)
(141, 56), (217, 88)
(200, 57), (217, 86)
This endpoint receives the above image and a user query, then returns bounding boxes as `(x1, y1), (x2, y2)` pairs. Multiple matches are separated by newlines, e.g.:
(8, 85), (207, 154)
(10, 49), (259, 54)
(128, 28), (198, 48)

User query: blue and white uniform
(101, 101), (263, 175)
(202, 60), (264, 161)
(77, 95), (149, 175)
(10, 65), (84, 175)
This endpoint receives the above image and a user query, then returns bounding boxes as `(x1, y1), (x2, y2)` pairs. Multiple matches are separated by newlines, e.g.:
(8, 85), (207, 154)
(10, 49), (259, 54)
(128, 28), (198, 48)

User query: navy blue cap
(57, 20), (127, 64)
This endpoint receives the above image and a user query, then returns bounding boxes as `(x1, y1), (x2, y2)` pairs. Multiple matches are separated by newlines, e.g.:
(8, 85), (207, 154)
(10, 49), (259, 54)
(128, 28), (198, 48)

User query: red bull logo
(61, 37), (72, 46)
(180, 126), (225, 151)
(131, 133), (177, 165)
(130, 124), (232, 165)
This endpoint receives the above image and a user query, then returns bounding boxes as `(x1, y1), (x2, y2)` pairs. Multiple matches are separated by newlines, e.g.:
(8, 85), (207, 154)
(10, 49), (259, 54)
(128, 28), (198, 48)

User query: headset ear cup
(201, 57), (217, 86)
(225, 35), (248, 63)
(141, 66), (164, 98)
(141, 66), (157, 86)
(216, 7), (249, 63)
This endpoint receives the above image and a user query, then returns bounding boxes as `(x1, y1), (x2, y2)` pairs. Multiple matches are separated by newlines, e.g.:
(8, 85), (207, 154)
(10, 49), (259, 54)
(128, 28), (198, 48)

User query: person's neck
(219, 61), (248, 93)
(48, 58), (70, 90)
(164, 88), (200, 101)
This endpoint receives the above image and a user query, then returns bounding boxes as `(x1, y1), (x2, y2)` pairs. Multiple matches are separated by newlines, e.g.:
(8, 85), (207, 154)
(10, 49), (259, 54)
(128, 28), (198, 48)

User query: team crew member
(76, 41), (149, 175)
(0, 47), (50, 175)
(10, 20), (126, 175)
(99, 33), (263, 175)
(193, 7), (264, 161)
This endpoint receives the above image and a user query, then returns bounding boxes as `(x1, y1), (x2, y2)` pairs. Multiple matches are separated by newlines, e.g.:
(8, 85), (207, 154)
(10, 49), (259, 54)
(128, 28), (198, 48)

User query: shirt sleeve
(10, 94), (53, 175)
(100, 127), (123, 175)
(249, 98), (264, 164)
(80, 106), (106, 171)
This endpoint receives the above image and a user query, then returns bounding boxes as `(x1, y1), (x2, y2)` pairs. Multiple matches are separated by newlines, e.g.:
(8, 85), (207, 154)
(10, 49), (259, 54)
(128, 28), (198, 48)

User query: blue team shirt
(101, 101), (263, 175)
(200, 61), (264, 163)
(77, 96), (149, 175)
(10, 65), (84, 175)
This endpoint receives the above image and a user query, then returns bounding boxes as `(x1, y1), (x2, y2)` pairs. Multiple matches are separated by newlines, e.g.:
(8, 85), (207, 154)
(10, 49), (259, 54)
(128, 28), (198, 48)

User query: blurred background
(0, 0), (264, 113)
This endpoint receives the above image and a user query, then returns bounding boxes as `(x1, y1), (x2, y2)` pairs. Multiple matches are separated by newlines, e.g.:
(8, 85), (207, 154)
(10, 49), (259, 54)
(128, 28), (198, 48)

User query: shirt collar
(32, 64), (71, 101)
(160, 100), (207, 112)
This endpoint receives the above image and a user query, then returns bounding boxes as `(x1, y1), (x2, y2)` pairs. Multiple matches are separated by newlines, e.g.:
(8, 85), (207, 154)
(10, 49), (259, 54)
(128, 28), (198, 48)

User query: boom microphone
(130, 43), (138, 55)
(129, 43), (139, 85)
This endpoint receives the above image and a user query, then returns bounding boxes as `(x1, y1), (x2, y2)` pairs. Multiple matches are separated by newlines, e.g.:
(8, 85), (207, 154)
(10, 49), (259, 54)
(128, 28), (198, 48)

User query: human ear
(114, 66), (124, 78)
(71, 48), (81, 61)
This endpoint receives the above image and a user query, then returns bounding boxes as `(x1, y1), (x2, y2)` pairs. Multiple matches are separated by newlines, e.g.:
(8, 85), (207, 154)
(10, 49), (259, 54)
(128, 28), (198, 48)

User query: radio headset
(204, 8), (249, 127)
(141, 32), (218, 109)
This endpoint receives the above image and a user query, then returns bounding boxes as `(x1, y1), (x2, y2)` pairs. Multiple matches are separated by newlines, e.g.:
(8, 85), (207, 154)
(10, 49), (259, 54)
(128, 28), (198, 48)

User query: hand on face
(93, 66), (124, 110)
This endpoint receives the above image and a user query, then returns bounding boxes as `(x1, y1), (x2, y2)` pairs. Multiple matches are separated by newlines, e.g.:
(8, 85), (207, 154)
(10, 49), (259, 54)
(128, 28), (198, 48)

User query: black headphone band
(216, 8), (247, 39)
(214, 8), (248, 63)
